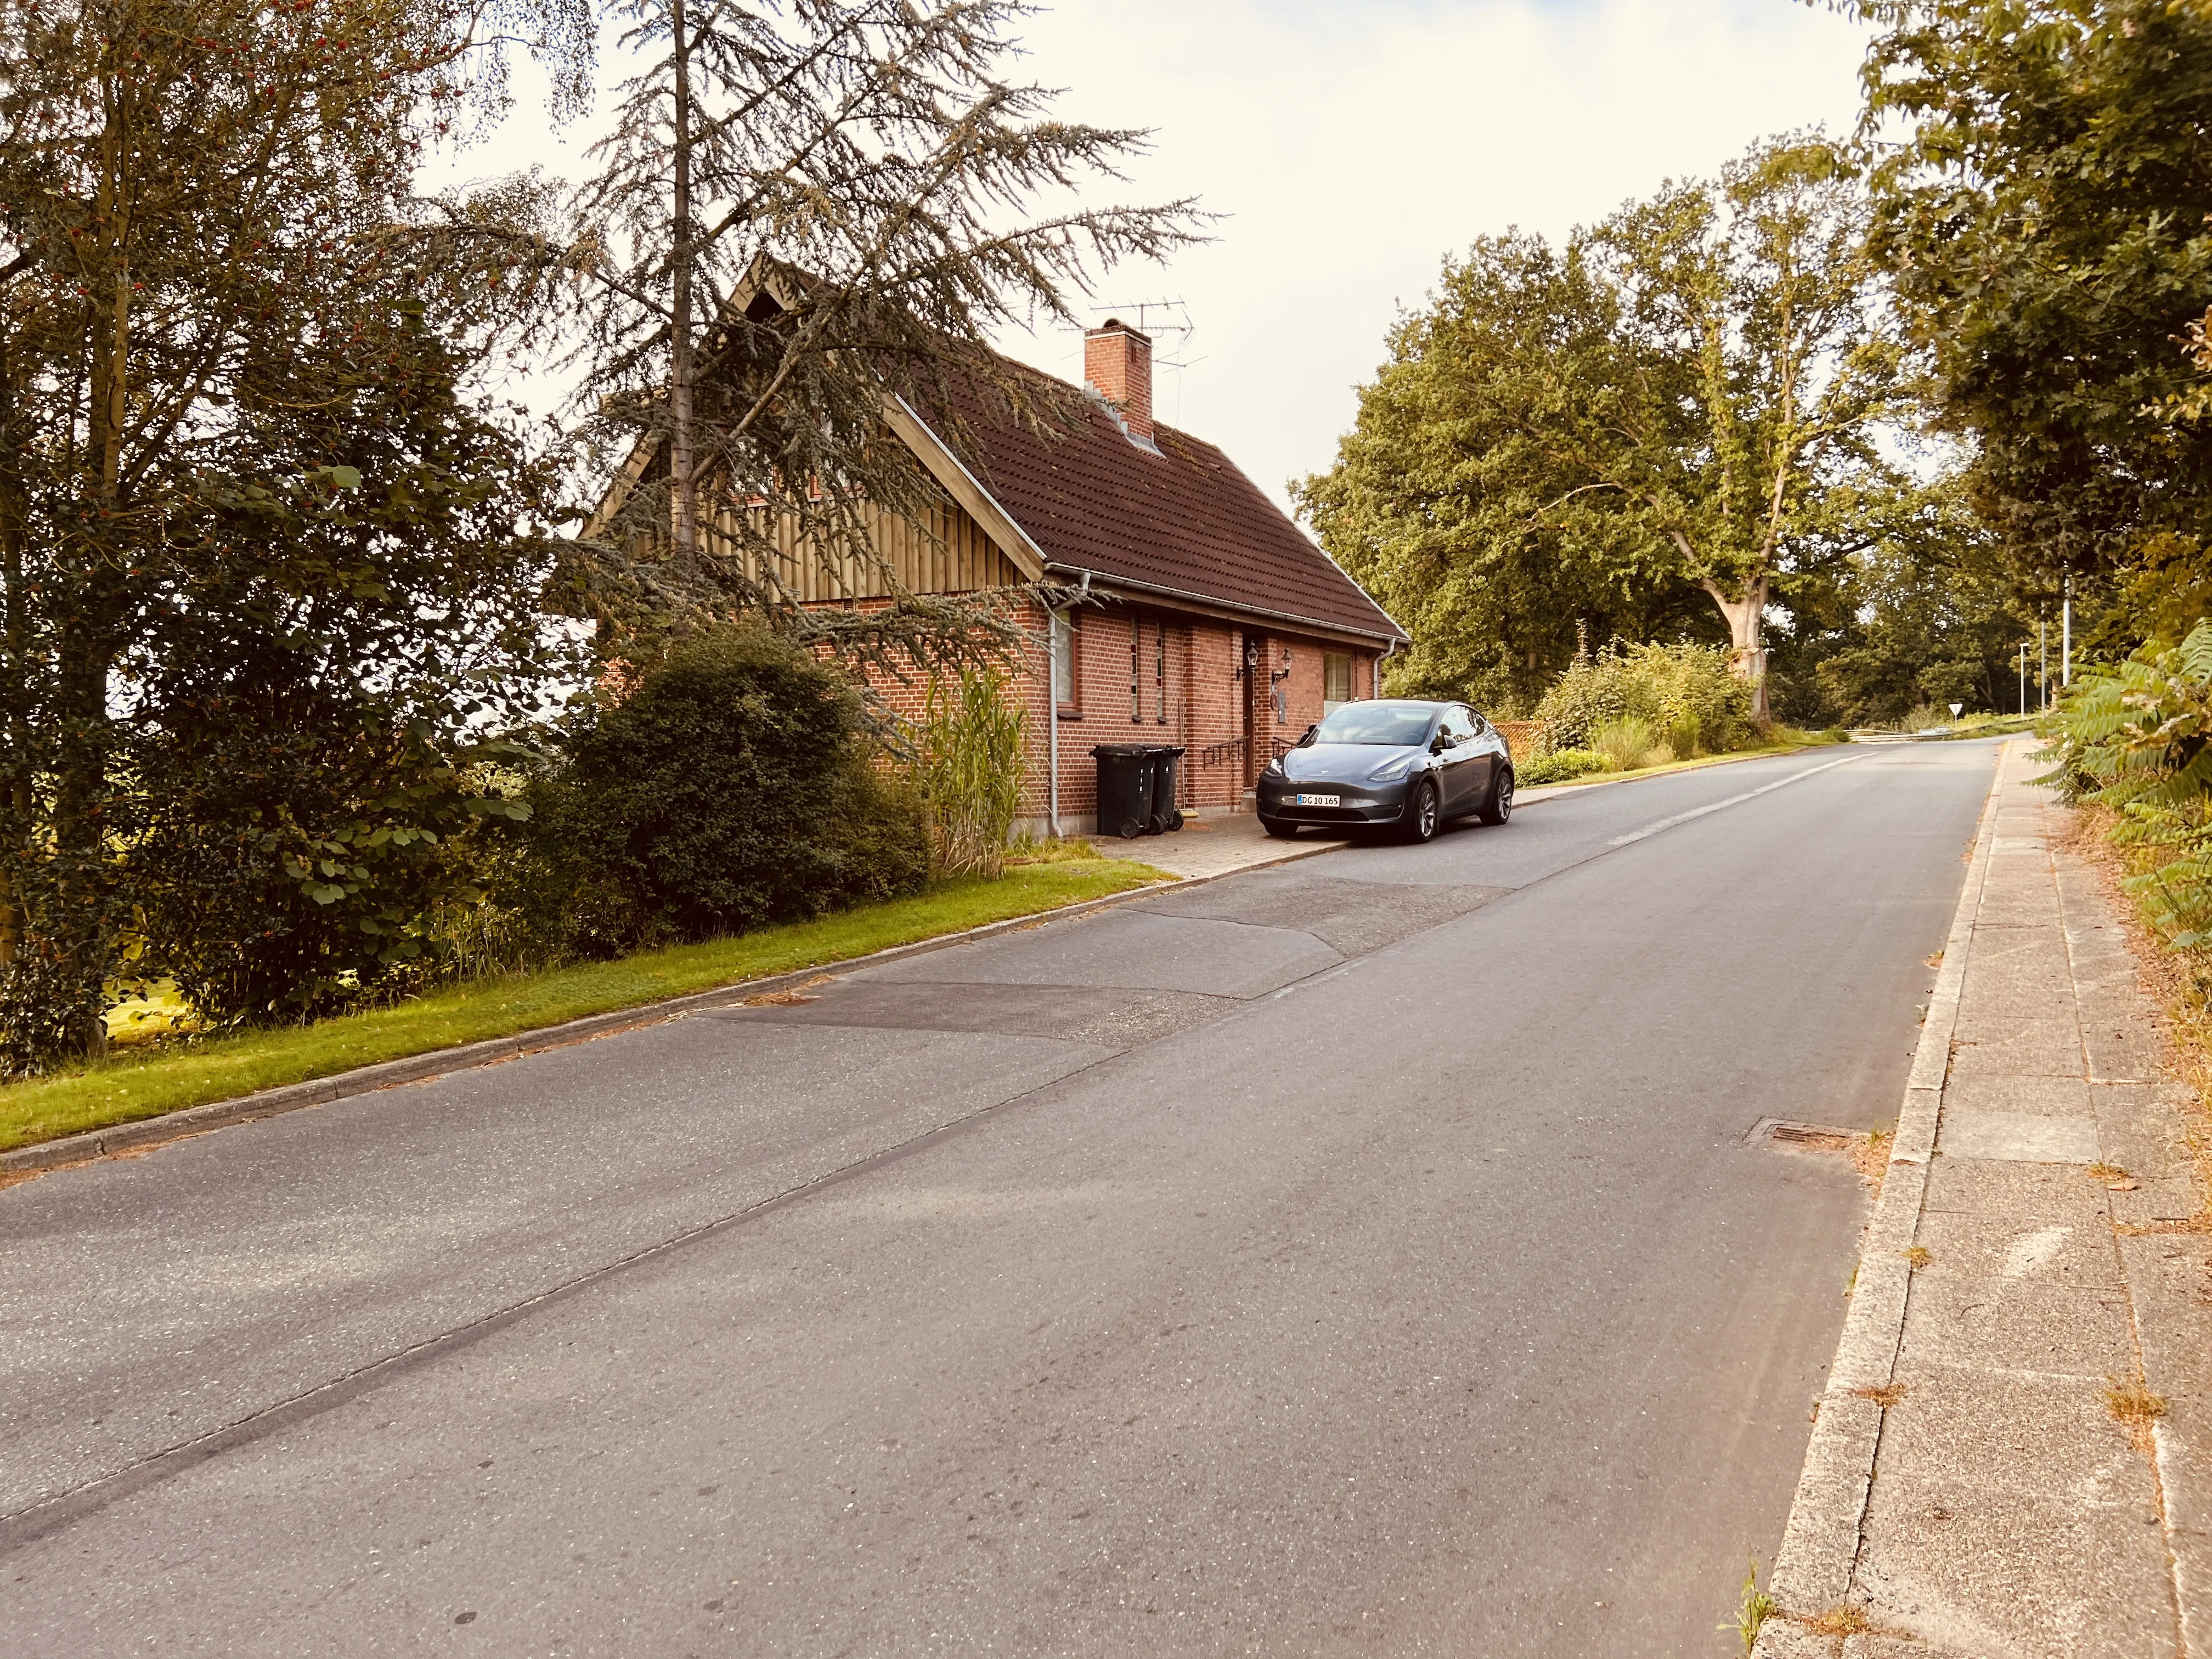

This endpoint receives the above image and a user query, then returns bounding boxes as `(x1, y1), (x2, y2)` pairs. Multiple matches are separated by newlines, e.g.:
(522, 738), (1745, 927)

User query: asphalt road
(0, 741), (1996, 1657)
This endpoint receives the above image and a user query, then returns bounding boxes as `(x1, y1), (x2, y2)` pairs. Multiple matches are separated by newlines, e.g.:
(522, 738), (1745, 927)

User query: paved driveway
(0, 743), (1994, 1656)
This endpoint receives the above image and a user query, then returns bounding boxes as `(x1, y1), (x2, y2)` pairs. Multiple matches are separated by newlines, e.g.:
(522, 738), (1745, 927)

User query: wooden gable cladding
(704, 493), (1024, 602)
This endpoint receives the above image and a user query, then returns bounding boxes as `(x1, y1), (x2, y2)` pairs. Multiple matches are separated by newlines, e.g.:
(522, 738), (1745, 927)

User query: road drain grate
(1746, 1116), (1859, 1154)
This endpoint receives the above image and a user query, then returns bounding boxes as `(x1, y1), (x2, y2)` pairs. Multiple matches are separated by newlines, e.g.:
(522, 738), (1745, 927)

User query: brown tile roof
(915, 374), (1406, 645)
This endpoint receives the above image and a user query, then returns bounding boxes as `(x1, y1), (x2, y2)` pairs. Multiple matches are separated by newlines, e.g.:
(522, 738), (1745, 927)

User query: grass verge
(0, 856), (1169, 1155)
(1522, 738), (1825, 793)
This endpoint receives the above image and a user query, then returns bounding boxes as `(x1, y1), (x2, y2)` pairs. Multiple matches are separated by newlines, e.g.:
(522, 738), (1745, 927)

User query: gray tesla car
(1255, 698), (1514, 843)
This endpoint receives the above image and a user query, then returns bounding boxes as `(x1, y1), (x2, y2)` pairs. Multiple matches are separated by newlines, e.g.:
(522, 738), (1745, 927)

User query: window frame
(1052, 610), (1081, 717)
(1322, 650), (1353, 710)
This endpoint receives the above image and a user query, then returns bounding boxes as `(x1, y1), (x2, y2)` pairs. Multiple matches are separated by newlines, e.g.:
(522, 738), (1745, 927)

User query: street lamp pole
(2062, 573), (2073, 690)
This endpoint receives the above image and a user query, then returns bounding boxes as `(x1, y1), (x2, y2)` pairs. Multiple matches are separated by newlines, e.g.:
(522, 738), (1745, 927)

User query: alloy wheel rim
(1420, 787), (1437, 836)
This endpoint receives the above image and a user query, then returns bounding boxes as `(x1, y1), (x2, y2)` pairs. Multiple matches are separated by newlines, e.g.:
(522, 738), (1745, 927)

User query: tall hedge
(524, 629), (928, 955)
(1533, 641), (1755, 754)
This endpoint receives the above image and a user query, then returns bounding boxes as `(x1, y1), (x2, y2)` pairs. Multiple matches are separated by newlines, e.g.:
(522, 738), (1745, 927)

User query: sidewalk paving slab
(1756, 736), (2212, 1658)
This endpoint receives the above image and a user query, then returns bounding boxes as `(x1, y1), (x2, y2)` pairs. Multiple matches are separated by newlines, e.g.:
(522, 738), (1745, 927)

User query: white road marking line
(1605, 754), (1861, 848)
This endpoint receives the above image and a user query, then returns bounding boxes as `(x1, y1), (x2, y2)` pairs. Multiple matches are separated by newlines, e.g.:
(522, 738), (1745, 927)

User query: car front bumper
(1255, 775), (1412, 826)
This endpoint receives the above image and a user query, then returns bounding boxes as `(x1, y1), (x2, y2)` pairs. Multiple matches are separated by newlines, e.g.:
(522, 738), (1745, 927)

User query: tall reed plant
(919, 670), (1027, 878)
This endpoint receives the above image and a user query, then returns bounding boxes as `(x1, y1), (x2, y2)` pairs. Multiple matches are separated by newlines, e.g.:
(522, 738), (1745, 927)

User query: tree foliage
(1292, 234), (1708, 712)
(2040, 621), (2212, 944)
(1297, 135), (1912, 717)
(0, 0), (581, 1065)
(558, 0), (1202, 689)
(1853, 0), (2212, 632)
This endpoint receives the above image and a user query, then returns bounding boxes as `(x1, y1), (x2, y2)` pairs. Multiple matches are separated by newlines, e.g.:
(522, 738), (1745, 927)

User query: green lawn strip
(0, 858), (1171, 1155)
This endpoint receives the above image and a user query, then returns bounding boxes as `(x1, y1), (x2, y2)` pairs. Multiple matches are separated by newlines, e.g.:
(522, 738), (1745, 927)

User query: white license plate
(1295, 793), (1341, 807)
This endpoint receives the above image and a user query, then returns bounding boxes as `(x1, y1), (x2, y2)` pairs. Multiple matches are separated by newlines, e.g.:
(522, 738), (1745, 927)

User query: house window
(1155, 620), (1168, 725)
(1130, 619), (1142, 722)
(1324, 651), (1353, 714)
(1052, 611), (1079, 713)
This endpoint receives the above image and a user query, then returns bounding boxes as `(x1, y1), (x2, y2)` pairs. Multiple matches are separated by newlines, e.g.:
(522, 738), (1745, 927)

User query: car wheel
(1403, 778), (1440, 844)
(1477, 766), (1515, 826)
(1262, 817), (1299, 840)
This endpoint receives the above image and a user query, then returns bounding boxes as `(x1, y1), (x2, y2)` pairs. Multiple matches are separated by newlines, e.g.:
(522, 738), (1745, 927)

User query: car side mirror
(1298, 723), (1318, 747)
(1430, 732), (1449, 754)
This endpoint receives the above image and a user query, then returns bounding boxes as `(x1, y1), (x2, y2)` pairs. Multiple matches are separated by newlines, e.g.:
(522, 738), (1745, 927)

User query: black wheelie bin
(1091, 744), (1161, 839)
(1148, 746), (1187, 832)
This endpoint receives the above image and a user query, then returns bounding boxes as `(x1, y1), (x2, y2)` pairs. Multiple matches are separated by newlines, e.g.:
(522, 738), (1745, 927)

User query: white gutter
(1041, 563), (1404, 650)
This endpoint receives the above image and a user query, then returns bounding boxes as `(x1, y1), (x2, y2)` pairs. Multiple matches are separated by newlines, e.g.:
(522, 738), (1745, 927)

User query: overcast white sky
(455, 0), (1874, 516)
(997, 0), (1874, 511)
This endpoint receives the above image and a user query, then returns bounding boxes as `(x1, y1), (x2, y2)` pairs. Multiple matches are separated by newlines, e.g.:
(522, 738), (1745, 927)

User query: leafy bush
(522, 628), (928, 957)
(1590, 715), (1671, 771)
(1533, 641), (1754, 754)
(917, 669), (1026, 878)
(1517, 747), (1611, 785)
(126, 641), (536, 1029)
(2041, 623), (2212, 946)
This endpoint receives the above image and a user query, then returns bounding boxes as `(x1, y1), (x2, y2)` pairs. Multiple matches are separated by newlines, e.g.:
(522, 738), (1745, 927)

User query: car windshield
(1309, 702), (1436, 747)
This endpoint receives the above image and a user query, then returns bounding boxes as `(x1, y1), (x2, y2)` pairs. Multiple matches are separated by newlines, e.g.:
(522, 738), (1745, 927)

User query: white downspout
(1046, 570), (1092, 840)
(1047, 626), (1059, 839)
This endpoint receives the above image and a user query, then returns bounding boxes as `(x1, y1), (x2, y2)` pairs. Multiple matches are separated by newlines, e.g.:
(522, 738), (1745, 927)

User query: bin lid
(1089, 744), (1156, 758)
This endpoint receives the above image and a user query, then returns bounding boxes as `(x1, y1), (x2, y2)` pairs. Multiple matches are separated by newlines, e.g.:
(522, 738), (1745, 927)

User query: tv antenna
(1074, 299), (1204, 371)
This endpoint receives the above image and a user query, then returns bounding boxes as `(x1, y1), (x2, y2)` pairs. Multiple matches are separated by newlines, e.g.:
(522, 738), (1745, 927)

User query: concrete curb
(1750, 736), (2010, 1650)
(2, 861), (1307, 1181)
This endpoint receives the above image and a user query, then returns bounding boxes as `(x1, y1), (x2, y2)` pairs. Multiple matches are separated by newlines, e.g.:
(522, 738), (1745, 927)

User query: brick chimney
(1084, 318), (1153, 444)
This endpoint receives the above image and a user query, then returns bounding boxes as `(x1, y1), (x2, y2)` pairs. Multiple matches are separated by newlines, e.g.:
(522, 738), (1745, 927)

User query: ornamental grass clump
(917, 669), (1027, 879)
(1590, 715), (1671, 771)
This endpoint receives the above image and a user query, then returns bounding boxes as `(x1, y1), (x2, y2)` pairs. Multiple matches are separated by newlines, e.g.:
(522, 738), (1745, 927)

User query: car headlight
(1367, 754), (1415, 782)
(1262, 756), (1284, 777)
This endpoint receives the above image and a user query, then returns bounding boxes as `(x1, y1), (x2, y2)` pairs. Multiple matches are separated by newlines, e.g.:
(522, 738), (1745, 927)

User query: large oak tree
(1300, 136), (1911, 719)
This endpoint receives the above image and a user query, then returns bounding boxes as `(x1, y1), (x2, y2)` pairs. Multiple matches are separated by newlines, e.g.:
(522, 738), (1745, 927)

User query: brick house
(590, 301), (1407, 839)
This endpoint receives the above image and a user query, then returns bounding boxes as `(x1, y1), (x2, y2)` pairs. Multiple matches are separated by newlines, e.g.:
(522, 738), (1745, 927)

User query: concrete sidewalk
(1086, 809), (1338, 879)
(1758, 739), (2212, 1657)
(1083, 772), (1646, 880)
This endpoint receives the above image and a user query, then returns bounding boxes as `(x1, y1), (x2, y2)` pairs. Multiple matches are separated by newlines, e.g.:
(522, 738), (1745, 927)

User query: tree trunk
(1701, 574), (1770, 721)
(667, 0), (698, 563)
(0, 328), (20, 970)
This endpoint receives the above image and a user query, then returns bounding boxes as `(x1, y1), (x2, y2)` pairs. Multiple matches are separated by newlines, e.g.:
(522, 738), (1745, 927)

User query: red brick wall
(809, 594), (1379, 838)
